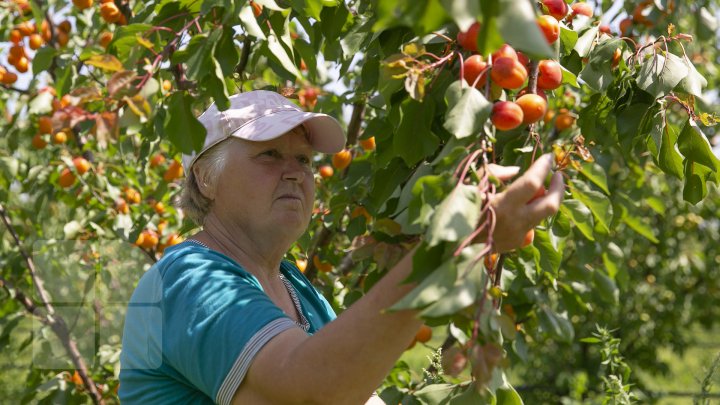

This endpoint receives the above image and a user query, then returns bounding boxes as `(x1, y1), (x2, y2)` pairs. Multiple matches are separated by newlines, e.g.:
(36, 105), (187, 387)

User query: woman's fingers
(502, 154), (554, 205)
(486, 164), (520, 182)
(526, 171), (565, 222)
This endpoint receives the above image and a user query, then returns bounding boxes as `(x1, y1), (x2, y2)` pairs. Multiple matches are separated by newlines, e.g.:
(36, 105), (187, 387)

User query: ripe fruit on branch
(463, 54), (488, 88)
(136, 229), (159, 250)
(612, 48), (622, 68)
(28, 34), (43, 50)
(358, 136), (375, 151)
(100, 2), (121, 23)
(250, 1), (262, 17)
(350, 206), (371, 222)
(521, 228), (534, 248)
(491, 101), (524, 131)
(124, 187), (141, 204)
(38, 116), (53, 134)
(73, 157), (90, 174)
(99, 31), (113, 49)
(456, 22), (480, 52)
(10, 30), (22, 44)
(515, 94), (548, 125)
(295, 258), (308, 273)
(58, 168), (76, 188)
(162, 80), (172, 92)
(415, 325), (432, 343)
(490, 57), (527, 89)
(72, 0), (93, 10)
(31, 134), (47, 149)
(162, 160), (183, 182)
(554, 108), (575, 130)
(541, 0), (569, 21)
(491, 44), (518, 62)
(571, 2), (593, 18)
(537, 15), (560, 44)
(599, 25), (612, 35)
(619, 18), (633, 36)
(153, 201), (165, 215)
(537, 60), (563, 90)
(318, 165), (333, 178)
(150, 153), (165, 167)
(52, 131), (68, 144)
(313, 255), (333, 273)
(484, 253), (498, 270)
(332, 149), (352, 170)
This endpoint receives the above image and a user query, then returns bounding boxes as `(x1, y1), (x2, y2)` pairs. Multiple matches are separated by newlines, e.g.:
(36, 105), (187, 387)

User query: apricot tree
(0, 0), (719, 403)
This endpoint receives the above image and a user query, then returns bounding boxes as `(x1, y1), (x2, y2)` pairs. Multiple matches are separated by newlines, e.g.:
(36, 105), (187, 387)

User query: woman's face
(211, 128), (316, 241)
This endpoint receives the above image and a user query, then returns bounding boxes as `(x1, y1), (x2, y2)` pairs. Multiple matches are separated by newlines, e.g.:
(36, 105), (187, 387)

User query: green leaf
(265, 34), (302, 78)
(32, 47), (56, 76)
(164, 92), (206, 154)
(560, 200), (595, 241)
(367, 158), (412, 213)
(426, 184), (482, 247)
(677, 120), (720, 172)
(577, 162), (609, 195)
(394, 98), (440, 166)
(497, 0), (554, 59)
(654, 117), (685, 179)
(559, 26), (578, 54)
(593, 270), (619, 304)
(622, 214), (659, 243)
(239, 3), (267, 39)
(538, 306), (574, 343)
(390, 260), (456, 311)
(574, 26), (599, 57)
(534, 229), (561, 277)
(637, 53), (689, 99)
(579, 38), (620, 93)
(441, 0), (480, 32)
(683, 160), (713, 204)
(560, 64), (579, 88)
(171, 33), (214, 80)
(408, 174), (452, 227)
(372, 0), (448, 35)
(214, 27), (240, 76)
(111, 24), (154, 61)
(602, 242), (623, 279)
(443, 81), (492, 139)
(676, 57), (707, 97)
(570, 181), (613, 233)
(496, 386), (524, 405)
(477, 1), (504, 56)
(203, 57), (230, 111)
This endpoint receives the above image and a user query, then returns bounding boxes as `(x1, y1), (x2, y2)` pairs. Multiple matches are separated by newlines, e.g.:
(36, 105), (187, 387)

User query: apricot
(150, 153), (165, 167)
(332, 149), (352, 170)
(52, 131), (68, 144)
(38, 116), (53, 134)
(484, 253), (498, 270)
(56, 31), (69, 47)
(312, 255), (333, 273)
(599, 25), (612, 35)
(350, 206), (372, 222)
(542, 0), (568, 20)
(10, 30), (22, 44)
(491, 44), (517, 62)
(537, 60), (562, 90)
(537, 15), (560, 44)
(162, 79), (172, 92)
(99, 31), (113, 49)
(115, 198), (129, 214)
(463, 54), (488, 88)
(1, 71), (18, 85)
(456, 22), (481, 52)
(571, 2), (593, 17)
(555, 108), (575, 130)
(58, 21), (71, 33)
(318, 165), (333, 178)
(124, 187), (141, 204)
(619, 18), (633, 36)
(162, 160), (184, 182)
(491, 101), (524, 131)
(100, 2), (121, 23)
(72, 0), (93, 10)
(28, 34), (43, 50)
(31, 133), (47, 149)
(153, 201), (165, 215)
(58, 168), (76, 188)
(522, 228), (534, 248)
(15, 56), (29, 73)
(415, 325), (432, 343)
(73, 157), (90, 174)
(250, 0), (262, 17)
(136, 229), (159, 250)
(490, 57), (527, 90)
(612, 48), (622, 68)
(515, 94), (548, 125)
(295, 258), (308, 272)
(16, 22), (35, 36)
(516, 51), (530, 71)
(517, 87), (547, 101)
(359, 136), (375, 151)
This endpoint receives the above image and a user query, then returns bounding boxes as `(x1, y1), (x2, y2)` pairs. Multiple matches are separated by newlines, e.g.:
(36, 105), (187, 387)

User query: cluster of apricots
(457, 0), (595, 133)
(73, 0), (128, 25)
(317, 136), (375, 179)
(2, 18), (72, 85)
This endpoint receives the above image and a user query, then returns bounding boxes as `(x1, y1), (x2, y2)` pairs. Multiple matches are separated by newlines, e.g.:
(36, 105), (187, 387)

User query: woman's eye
(261, 150), (280, 158)
(298, 156), (311, 165)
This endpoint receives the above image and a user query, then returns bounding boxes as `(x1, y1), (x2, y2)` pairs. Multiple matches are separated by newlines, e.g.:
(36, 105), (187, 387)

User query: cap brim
(231, 110), (346, 154)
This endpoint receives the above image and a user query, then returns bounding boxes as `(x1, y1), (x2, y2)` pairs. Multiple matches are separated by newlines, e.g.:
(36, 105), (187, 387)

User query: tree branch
(235, 36), (253, 77)
(0, 203), (105, 405)
(346, 99), (366, 147)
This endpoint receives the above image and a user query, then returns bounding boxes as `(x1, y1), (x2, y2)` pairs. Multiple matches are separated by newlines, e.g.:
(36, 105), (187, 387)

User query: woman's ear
(193, 164), (216, 200)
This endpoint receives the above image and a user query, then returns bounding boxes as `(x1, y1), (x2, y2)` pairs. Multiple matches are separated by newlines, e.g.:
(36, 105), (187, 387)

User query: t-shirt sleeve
(161, 250), (298, 405)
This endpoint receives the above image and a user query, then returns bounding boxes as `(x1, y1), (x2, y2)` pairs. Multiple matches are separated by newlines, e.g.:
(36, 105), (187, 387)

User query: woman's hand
(488, 154), (564, 252)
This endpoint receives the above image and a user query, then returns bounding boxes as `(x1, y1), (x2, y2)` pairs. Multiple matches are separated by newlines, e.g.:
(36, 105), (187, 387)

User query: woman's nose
(282, 160), (306, 183)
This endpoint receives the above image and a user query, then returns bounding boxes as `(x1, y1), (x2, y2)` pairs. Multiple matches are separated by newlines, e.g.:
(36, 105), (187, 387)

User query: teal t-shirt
(119, 241), (336, 404)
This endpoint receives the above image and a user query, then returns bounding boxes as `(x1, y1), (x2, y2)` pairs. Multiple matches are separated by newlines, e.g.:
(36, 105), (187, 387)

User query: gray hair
(176, 139), (234, 226)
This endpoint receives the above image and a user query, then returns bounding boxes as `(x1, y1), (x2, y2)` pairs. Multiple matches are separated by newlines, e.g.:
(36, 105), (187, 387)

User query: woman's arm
(232, 154), (563, 405)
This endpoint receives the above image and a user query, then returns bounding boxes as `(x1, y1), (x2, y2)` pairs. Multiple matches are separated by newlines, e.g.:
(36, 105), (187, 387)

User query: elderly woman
(119, 90), (563, 404)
